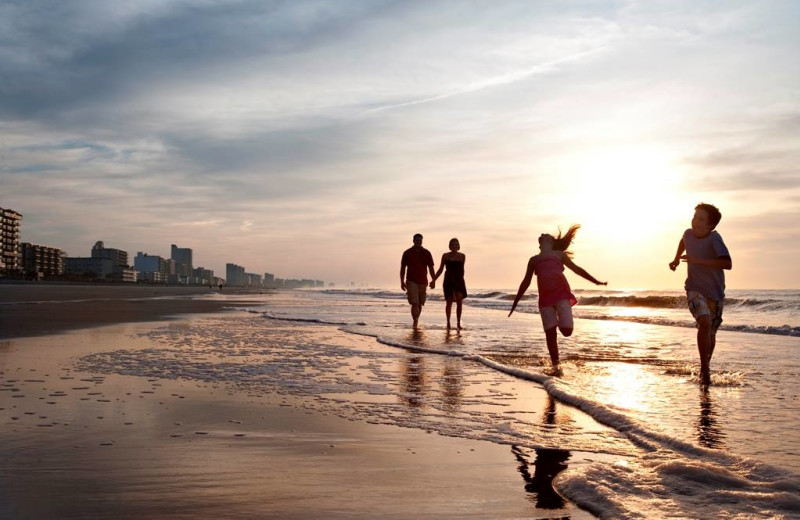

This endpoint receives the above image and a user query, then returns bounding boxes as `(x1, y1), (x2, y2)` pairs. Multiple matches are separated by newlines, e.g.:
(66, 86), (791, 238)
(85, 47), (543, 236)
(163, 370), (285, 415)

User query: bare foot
(545, 364), (563, 377)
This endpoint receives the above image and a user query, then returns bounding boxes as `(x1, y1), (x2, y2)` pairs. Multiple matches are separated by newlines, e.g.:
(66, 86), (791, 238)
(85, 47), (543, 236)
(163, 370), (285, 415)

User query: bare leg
(455, 293), (463, 330)
(411, 304), (421, 329)
(445, 299), (453, 330)
(697, 315), (713, 385)
(544, 326), (559, 366)
(559, 327), (573, 337)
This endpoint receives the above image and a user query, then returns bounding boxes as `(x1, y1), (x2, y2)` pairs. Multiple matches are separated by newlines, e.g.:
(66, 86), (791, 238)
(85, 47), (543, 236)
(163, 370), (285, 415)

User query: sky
(2, 0), (799, 289)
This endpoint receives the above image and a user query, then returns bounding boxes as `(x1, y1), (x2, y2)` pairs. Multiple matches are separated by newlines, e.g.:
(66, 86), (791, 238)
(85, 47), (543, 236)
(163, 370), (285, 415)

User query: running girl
(509, 225), (607, 367)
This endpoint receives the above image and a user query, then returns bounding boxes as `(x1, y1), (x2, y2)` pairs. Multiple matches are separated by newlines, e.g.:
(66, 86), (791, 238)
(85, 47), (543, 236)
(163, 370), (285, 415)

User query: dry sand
(0, 285), (596, 519)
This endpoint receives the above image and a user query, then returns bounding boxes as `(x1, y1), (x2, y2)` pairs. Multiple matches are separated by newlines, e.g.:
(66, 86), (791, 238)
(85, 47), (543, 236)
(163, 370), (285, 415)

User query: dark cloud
(0, 0), (396, 119)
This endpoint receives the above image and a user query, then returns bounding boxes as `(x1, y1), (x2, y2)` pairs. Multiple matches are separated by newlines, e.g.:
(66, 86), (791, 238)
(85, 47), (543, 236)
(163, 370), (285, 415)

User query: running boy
(669, 203), (732, 385)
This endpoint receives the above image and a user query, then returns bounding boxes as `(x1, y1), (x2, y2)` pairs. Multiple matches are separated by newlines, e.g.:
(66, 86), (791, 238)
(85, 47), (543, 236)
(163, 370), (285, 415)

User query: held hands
(429, 281), (435, 289)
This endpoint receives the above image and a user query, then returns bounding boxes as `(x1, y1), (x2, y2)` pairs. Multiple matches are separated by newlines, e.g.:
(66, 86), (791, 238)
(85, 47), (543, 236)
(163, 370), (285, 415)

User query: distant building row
(225, 264), (323, 288)
(2, 205), (323, 287)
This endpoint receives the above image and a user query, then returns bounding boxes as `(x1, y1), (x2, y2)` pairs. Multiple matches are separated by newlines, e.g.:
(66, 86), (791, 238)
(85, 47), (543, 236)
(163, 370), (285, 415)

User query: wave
(573, 312), (800, 337)
(313, 288), (800, 312)
(340, 326), (800, 520)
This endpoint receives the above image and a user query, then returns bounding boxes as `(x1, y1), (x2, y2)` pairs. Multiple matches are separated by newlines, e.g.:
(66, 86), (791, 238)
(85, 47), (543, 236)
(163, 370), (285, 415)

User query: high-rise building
(226, 263), (246, 286)
(134, 252), (171, 283)
(171, 244), (193, 278)
(65, 241), (136, 282)
(0, 207), (22, 272)
(63, 257), (114, 279)
(192, 267), (214, 285)
(246, 272), (262, 287)
(21, 243), (64, 277)
(91, 241), (129, 268)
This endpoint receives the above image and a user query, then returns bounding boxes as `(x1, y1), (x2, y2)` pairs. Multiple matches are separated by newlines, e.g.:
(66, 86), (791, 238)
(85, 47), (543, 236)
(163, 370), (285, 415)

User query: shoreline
(0, 312), (597, 519)
(0, 283), (268, 339)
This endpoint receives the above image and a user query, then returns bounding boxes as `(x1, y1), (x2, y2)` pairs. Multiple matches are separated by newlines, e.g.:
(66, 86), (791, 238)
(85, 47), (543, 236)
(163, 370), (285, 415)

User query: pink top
(533, 255), (577, 308)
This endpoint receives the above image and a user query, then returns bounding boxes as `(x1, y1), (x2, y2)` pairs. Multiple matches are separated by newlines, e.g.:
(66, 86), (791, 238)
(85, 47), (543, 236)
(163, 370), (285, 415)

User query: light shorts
(687, 290), (723, 332)
(406, 280), (427, 306)
(539, 299), (574, 331)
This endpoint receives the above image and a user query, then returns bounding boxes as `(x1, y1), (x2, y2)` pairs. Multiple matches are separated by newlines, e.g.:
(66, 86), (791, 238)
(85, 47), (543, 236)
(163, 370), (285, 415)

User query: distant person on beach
(400, 233), (436, 329)
(669, 203), (732, 385)
(509, 225), (607, 368)
(431, 238), (467, 331)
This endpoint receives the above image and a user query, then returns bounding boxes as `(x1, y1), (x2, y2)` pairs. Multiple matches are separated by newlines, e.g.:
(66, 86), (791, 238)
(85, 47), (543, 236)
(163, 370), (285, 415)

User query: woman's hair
(553, 224), (580, 258)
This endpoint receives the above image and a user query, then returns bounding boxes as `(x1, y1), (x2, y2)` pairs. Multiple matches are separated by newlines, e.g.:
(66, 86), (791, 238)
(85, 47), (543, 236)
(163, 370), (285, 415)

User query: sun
(553, 146), (685, 241)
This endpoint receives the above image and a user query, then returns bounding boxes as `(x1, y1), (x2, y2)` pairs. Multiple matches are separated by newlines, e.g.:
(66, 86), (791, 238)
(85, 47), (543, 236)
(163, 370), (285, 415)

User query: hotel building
(0, 207), (22, 272)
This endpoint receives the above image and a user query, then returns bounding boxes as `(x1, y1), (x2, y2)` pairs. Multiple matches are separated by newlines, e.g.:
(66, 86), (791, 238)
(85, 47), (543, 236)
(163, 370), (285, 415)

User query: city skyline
(2, 1), (799, 289)
(2, 205), (326, 285)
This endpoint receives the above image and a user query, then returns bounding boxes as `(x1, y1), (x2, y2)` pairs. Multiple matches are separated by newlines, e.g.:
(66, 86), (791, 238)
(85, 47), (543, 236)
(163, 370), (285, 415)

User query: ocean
(237, 287), (800, 519)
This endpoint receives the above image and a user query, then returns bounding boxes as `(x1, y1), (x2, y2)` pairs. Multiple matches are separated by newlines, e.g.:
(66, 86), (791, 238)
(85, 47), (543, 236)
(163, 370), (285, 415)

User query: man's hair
(413, 233), (423, 240)
(696, 203), (722, 228)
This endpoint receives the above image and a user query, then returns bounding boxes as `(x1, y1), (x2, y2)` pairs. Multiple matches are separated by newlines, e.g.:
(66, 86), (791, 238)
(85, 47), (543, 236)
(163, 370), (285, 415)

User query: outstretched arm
(509, 258), (535, 317)
(669, 239), (686, 271)
(563, 254), (607, 286)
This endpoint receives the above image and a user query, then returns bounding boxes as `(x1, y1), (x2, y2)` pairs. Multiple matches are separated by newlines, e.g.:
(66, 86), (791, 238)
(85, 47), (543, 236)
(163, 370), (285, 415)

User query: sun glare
(556, 147), (684, 242)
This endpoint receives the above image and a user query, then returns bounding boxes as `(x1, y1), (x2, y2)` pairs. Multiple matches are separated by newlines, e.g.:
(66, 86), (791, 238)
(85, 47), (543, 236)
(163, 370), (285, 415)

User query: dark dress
(443, 259), (467, 300)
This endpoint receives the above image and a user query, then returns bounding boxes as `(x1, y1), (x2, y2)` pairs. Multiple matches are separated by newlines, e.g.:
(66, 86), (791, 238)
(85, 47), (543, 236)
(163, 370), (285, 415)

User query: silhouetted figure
(400, 233), (435, 329)
(509, 225), (606, 367)
(431, 238), (467, 331)
(669, 203), (732, 385)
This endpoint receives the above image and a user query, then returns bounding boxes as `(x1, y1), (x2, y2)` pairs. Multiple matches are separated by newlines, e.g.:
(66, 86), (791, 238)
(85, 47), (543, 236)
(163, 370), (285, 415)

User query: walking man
(400, 233), (436, 329)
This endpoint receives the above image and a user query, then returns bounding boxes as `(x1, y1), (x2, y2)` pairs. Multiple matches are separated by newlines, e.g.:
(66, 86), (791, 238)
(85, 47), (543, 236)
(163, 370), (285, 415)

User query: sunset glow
(1, 1), (798, 289)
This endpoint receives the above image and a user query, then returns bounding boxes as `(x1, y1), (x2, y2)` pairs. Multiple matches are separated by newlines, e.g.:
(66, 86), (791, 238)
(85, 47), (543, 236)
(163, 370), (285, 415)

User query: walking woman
(432, 238), (467, 330)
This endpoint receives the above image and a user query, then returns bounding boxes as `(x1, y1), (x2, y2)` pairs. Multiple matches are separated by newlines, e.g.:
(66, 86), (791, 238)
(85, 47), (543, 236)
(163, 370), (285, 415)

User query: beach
(0, 284), (598, 519)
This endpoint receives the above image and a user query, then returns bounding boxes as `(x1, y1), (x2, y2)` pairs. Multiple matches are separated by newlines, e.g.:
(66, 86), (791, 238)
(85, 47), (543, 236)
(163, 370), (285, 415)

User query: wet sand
(0, 286), (598, 519)
(0, 283), (261, 339)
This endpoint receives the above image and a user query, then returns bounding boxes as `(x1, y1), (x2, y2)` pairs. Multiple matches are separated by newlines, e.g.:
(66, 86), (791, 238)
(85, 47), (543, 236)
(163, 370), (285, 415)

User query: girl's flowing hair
(553, 224), (580, 258)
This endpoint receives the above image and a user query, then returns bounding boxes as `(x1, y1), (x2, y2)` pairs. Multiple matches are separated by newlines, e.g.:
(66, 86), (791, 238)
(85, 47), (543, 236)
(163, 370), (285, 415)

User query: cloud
(3, 0), (800, 286)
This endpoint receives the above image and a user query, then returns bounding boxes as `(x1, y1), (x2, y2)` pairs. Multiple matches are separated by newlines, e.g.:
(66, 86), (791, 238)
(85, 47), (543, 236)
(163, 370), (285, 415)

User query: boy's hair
(695, 203), (722, 228)
(553, 225), (580, 258)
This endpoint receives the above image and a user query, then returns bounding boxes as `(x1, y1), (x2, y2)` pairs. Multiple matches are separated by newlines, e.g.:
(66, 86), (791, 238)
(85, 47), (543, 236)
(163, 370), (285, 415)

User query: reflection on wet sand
(512, 395), (572, 512)
(697, 387), (726, 449)
(399, 356), (427, 408)
(398, 329), (466, 413)
(440, 357), (464, 412)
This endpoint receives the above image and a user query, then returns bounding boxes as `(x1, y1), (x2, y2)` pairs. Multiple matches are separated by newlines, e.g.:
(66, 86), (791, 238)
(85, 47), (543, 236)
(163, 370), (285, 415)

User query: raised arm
(669, 238), (686, 271)
(509, 257), (535, 317)
(562, 254), (607, 286)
